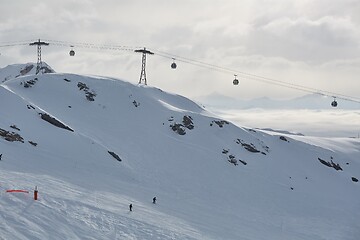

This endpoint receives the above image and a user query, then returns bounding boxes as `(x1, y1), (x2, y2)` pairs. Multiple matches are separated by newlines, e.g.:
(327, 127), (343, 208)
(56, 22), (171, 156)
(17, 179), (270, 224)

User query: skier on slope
(129, 203), (133, 211)
(153, 197), (157, 204)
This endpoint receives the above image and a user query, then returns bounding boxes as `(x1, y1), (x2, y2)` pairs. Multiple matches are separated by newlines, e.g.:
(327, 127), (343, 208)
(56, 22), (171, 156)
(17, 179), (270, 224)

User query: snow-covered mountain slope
(1, 63), (359, 240)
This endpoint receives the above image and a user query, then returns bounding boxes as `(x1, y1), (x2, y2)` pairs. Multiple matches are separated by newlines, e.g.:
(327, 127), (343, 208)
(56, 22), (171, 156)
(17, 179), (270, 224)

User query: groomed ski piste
(0, 63), (359, 240)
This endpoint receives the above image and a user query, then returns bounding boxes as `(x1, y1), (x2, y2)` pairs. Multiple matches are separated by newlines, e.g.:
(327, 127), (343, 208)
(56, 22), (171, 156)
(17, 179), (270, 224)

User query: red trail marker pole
(34, 186), (38, 200)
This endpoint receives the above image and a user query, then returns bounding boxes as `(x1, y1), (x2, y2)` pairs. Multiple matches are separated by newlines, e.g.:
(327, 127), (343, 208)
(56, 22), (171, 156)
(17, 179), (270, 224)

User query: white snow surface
(0, 63), (359, 240)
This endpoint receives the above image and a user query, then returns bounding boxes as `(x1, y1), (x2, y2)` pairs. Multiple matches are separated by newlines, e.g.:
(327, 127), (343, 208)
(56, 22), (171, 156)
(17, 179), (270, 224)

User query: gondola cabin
(233, 75), (239, 85)
(69, 49), (75, 56)
(331, 99), (338, 107)
(171, 58), (177, 69)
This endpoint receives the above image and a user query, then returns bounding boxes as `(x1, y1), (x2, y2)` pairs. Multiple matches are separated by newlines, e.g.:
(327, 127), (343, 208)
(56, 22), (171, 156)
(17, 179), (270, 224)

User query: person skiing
(129, 203), (133, 211)
(152, 197), (156, 204)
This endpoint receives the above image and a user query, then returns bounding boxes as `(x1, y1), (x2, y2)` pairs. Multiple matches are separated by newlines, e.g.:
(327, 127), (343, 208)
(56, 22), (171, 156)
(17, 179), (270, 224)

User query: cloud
(243, 16), (360, 64)
(213, 108), (360, 138)
(263, 16), (357, 46)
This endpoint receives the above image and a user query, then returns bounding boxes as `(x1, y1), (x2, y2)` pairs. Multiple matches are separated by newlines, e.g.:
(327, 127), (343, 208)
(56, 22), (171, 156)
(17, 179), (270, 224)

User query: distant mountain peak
(0, 62), (55, 83)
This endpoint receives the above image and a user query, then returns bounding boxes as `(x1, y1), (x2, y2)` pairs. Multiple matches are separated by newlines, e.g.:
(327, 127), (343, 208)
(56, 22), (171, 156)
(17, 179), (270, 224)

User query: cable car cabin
(171, 62), (177, 69)
(331, 100), (338, 107)
(69, 50), (75, 56)
(233, 79), (239, 85)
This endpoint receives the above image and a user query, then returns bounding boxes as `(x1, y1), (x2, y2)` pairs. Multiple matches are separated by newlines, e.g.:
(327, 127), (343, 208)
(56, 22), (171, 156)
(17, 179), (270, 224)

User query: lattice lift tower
(29, 39), (49, 74)
(134, 47), (154, 85)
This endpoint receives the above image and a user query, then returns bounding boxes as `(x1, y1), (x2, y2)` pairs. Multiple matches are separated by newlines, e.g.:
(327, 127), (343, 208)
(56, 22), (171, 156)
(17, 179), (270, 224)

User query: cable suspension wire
(0, 39), (37, 46)
(0, 39), (359, 104)
(150, 48), (360, 104)
(43, 39), (140, 52)
(0, 42), (30, 48)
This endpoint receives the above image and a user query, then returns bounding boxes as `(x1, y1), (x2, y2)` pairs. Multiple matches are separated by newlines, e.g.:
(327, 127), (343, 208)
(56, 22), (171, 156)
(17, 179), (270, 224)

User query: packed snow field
(0, 63), (359, 240)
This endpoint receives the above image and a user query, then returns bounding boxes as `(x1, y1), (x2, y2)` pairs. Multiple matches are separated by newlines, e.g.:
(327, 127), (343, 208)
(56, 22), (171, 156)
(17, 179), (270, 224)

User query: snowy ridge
(0, 63), (359, 240)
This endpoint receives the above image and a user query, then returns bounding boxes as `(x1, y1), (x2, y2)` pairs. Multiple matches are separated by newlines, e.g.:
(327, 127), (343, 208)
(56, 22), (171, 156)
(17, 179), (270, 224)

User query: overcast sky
(1, 0), (360, 101)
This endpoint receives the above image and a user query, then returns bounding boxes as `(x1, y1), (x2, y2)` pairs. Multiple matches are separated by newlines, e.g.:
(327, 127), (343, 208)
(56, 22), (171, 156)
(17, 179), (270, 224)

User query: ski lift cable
(49, 42), (137, 52)
(155, 50), (333, 97)
(150, 49), (360, 104)
(0, 42), (30, 48)
(44, 39), (141, 51)
(154, 51), (231, 74)
(151, 49), (354, 96)
(0, 39), (359, 104)
(51, 42), (137, 52)
(0, 39), (38, 45)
